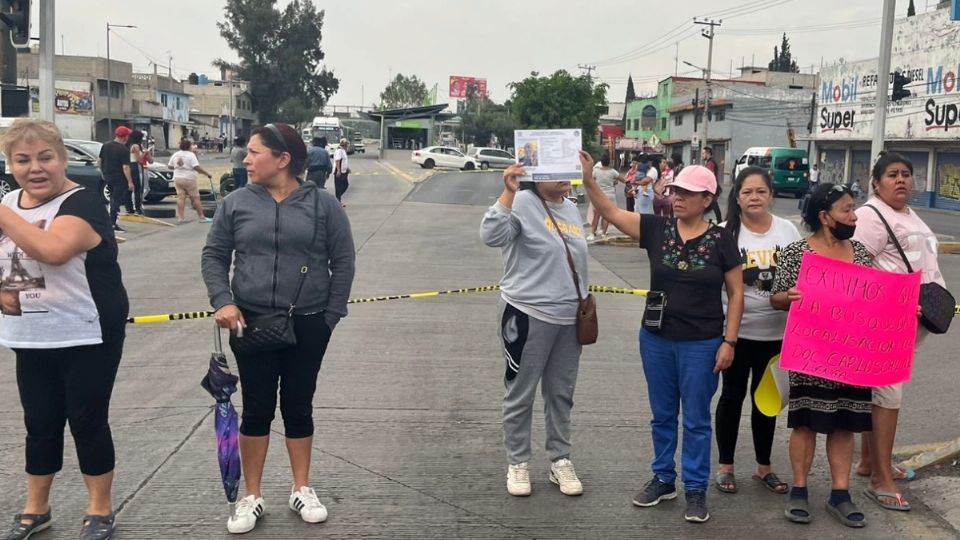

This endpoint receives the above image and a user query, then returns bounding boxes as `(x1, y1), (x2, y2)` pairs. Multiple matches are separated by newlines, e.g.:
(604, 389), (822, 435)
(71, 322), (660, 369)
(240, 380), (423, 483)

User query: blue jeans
(639, 328), (721, 492)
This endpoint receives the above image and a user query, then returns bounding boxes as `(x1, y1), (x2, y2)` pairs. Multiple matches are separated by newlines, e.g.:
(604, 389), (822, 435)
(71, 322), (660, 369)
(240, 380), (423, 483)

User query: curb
(590, 234), (636, 247)
(898, 437), (960, 471)
(939, 242), (960, 254)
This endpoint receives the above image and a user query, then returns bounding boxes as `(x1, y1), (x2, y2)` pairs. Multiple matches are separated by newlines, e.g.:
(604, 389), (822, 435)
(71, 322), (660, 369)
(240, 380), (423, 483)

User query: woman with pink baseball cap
(579, 151), (743, 524)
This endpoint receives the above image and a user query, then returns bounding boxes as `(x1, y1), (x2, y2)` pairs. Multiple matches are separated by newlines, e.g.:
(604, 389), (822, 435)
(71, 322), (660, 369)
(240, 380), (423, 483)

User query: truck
(310, 116), (345, 157)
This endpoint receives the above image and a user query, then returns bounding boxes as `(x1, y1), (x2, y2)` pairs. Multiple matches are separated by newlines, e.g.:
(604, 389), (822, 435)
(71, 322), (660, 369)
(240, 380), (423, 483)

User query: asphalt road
(0, 160), (957, 539)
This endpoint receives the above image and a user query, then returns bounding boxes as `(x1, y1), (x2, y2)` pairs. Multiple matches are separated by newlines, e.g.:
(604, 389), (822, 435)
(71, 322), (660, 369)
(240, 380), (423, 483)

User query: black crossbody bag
(230, 192), (320, 354)
(865, 204), (955, 334)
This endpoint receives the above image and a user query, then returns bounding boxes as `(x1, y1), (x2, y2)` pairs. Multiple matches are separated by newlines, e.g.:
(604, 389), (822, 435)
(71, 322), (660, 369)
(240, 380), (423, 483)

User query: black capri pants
(15, 339), (124, 476)
(232, 312), (333, 438)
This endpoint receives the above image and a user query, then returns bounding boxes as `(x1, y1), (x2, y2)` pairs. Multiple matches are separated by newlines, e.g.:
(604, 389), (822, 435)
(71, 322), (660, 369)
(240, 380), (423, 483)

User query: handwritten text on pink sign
(780, 252), (921, 387)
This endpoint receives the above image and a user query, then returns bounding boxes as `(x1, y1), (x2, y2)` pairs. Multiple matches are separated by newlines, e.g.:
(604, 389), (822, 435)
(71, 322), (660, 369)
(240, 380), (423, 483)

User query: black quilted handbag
(865, 205), (955, 334)
(229, 194), (319, 354)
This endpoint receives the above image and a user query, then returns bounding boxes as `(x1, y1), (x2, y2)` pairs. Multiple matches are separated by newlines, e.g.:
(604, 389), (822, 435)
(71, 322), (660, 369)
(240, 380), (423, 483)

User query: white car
(468, 147), (516, 170)
(411, 146), (479, 170)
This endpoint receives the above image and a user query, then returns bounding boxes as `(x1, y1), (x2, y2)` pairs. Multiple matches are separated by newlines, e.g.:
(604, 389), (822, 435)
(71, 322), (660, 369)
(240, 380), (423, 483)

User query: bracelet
(723, 339), (737, 348)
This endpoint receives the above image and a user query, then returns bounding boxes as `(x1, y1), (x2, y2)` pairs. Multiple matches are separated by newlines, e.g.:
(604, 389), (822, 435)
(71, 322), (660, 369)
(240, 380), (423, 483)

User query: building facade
(183, 78), (257, 142)
(811, 4), (960, 210)
(130, 72), (191, 149)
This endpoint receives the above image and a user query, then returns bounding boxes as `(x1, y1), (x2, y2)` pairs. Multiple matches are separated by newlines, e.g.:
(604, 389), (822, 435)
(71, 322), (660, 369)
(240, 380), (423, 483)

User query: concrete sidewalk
(0, 163), (957, 539)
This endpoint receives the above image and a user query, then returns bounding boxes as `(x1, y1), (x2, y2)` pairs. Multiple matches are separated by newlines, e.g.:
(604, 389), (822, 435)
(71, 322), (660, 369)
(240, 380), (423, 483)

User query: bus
(310, 116), (344, 156)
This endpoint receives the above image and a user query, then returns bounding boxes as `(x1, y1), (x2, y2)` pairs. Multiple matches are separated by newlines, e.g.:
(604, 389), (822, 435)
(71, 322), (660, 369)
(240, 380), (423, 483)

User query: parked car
(63, 139), (183, 203)
(0, 151), (104, 198)
(468, 147), (515, 170)
(733, 146), (809, 197)
(411, 146), (478, 170)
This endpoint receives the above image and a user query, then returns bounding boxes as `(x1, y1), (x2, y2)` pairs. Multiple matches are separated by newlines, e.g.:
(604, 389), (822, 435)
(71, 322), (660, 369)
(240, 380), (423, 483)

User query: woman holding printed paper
(714, 166), (800, 496)
(852, 152), (945, 512)
(480, 163), (587, 498)
(581, 151), (743, 524)
(770, 183), (873, 528)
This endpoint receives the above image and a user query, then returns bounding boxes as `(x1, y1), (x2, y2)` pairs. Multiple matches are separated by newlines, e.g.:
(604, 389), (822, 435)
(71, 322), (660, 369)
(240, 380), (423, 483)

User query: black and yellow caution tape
(126, 284), (650, 324)
(126, 284), (959, 324)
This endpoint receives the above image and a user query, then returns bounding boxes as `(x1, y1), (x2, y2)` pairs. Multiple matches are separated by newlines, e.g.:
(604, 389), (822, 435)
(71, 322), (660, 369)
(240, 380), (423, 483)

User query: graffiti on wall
(938, 163), (960, 200)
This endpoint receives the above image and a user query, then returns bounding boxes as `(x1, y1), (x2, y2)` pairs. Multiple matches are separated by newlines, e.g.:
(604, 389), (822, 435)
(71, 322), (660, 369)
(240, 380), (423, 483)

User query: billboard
(449, 76), (487, 99)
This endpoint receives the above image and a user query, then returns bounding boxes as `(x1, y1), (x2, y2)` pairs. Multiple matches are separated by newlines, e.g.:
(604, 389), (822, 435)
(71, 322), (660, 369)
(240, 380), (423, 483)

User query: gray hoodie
(202, 181), (355, 329)
(480, 189), (588, 325)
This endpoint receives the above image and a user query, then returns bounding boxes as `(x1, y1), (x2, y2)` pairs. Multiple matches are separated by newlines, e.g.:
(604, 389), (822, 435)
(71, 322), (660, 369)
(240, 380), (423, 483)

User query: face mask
(829, 221), (856, 241)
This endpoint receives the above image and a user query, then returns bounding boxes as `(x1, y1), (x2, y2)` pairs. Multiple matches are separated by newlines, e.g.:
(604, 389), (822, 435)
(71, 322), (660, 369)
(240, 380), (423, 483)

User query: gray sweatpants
(499, 301), (581, 465)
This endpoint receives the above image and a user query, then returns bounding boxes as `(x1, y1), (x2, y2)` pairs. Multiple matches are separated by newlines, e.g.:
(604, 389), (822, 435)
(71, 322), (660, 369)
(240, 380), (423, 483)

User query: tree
(509, 70), (608, 146)
(379, 74), (429, 109)
(622, 74), (636, 125)
(277, 96), (315, 131)
(461, 87), (516, 148)
(215, 0), (339, 123)
(768, 33), (799, 73)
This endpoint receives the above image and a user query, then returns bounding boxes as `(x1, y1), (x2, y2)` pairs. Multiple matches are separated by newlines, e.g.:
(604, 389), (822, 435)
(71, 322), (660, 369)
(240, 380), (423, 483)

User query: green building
(624, 78), (674, 144)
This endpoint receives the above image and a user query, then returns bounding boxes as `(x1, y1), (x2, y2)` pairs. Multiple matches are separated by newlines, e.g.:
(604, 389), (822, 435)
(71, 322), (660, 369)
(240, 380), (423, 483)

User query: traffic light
(0, 0), (30, 49)
(892, 72), (912, 102)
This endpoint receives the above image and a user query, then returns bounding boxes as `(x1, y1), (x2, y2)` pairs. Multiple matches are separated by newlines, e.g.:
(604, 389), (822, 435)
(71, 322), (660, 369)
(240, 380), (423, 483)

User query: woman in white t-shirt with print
(168, 138), (215, 224)
(714, 166), (801, 496)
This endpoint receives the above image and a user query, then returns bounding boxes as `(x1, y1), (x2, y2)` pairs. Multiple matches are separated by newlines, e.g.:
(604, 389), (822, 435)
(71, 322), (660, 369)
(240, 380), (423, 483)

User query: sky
(49, 0), (931, 109)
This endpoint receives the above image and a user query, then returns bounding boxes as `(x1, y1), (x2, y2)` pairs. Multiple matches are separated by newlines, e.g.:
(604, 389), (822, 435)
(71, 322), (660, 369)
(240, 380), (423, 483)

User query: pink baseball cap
(670, 165), (717, 195)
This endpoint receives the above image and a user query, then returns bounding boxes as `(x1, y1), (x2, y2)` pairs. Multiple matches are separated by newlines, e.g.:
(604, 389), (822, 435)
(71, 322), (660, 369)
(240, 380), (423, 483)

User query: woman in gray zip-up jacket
(201, 123), (355, 535)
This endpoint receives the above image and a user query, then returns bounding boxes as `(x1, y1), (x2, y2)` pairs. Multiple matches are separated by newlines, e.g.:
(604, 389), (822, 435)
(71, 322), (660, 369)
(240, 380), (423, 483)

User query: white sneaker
(585, 234), (596, 242)
(550, 458), (583, 496)
(227, 494), (265, 534)
(507, 463), (531, 496)
(289, 486), (328, 523)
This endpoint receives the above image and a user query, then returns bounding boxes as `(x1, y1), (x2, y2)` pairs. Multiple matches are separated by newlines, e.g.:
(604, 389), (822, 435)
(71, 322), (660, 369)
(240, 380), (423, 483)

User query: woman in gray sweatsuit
(480, 163), (588, 498)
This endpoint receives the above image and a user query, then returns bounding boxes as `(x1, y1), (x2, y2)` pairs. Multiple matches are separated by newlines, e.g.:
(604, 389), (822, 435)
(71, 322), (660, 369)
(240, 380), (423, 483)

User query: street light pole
(105, 22), (136, 137)
(870, 0), (896, 194)
(38, 0), (55, 122)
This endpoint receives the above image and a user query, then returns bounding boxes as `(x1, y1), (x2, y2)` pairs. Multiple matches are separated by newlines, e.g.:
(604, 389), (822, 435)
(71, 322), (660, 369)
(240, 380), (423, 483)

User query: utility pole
(39, 0), (55, 121)
(806, 91), (816, 161)
(0, 24), (15, 85)
(694, 17), (720, 169)
(870, 0), (896, 194)
(105, 23), (136, 136)
(674, 42), (679, 76)
(577, 64), (597, 80)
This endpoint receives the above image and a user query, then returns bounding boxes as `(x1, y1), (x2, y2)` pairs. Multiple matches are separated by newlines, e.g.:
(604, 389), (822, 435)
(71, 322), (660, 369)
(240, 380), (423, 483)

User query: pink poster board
(780, 251), (922, 387)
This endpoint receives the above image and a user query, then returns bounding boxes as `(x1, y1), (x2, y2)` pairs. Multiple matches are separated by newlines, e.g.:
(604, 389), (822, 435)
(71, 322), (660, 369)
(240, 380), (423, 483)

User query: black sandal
(714, 472), (738, 493)
(754, 473), (789, 494)
(4, 511), (52, 540)
(825, 500), (866, 528)
(784, 498), (812, 524)
(79, 514), (115, 540)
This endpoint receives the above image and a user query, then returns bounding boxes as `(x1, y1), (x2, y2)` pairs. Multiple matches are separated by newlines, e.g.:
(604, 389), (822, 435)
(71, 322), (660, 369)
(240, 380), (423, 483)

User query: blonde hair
(0, 118), (68, 161)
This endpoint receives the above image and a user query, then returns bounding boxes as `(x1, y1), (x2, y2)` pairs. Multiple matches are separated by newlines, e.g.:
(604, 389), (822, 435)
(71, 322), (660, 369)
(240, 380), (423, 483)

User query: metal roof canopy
(363, 104), (451, 122)
(364, 104), (457, 159)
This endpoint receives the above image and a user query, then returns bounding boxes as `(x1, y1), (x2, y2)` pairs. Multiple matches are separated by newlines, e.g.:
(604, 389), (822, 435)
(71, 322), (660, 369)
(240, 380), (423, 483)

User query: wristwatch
(723, 339), (737, 348)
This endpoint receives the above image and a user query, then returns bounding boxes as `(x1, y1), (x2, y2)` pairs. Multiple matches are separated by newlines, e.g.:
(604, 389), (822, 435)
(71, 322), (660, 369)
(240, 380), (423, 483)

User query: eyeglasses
(264, 123), (289, 155)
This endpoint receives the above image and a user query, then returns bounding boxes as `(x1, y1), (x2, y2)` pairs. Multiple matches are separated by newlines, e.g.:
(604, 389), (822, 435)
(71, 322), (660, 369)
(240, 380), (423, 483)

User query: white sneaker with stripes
(227, 495), (264, 534)
(289, 486), (328, 523)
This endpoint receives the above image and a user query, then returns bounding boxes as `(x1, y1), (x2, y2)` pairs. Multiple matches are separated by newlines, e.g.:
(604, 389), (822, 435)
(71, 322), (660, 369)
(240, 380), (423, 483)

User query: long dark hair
(724, 166), (772, 240)
(707, 184), (723, 224)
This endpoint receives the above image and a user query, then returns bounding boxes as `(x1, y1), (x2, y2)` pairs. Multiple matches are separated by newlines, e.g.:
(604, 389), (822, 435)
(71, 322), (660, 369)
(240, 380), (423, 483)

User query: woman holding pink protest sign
(770, 183), (873, 528)
(852, 152), (946, 512)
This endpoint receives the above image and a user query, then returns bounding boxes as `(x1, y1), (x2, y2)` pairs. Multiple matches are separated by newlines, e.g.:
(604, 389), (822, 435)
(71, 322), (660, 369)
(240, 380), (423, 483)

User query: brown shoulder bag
(540, 197), (598, 345)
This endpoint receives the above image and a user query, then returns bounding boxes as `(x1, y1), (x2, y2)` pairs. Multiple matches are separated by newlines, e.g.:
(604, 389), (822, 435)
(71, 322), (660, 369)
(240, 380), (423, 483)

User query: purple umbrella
(200, 324), (241, 503)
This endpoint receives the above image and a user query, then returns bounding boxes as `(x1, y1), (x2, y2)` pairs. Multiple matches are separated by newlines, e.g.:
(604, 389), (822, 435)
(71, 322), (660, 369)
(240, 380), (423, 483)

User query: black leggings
(714, 338), (782, 466)
(334, 172), (349, 201)
(15, 339), (124, 476)
(124, 164), (143, 213)
(232, 313), (332, 438)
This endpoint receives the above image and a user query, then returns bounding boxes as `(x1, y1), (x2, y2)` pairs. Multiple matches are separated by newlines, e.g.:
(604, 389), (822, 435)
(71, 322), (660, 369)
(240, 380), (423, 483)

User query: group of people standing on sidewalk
(482, 149), (945, 528)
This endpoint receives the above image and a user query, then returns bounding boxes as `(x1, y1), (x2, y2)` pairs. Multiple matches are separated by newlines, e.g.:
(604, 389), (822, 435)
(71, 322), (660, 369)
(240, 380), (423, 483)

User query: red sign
(449, 76), (487, 99)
